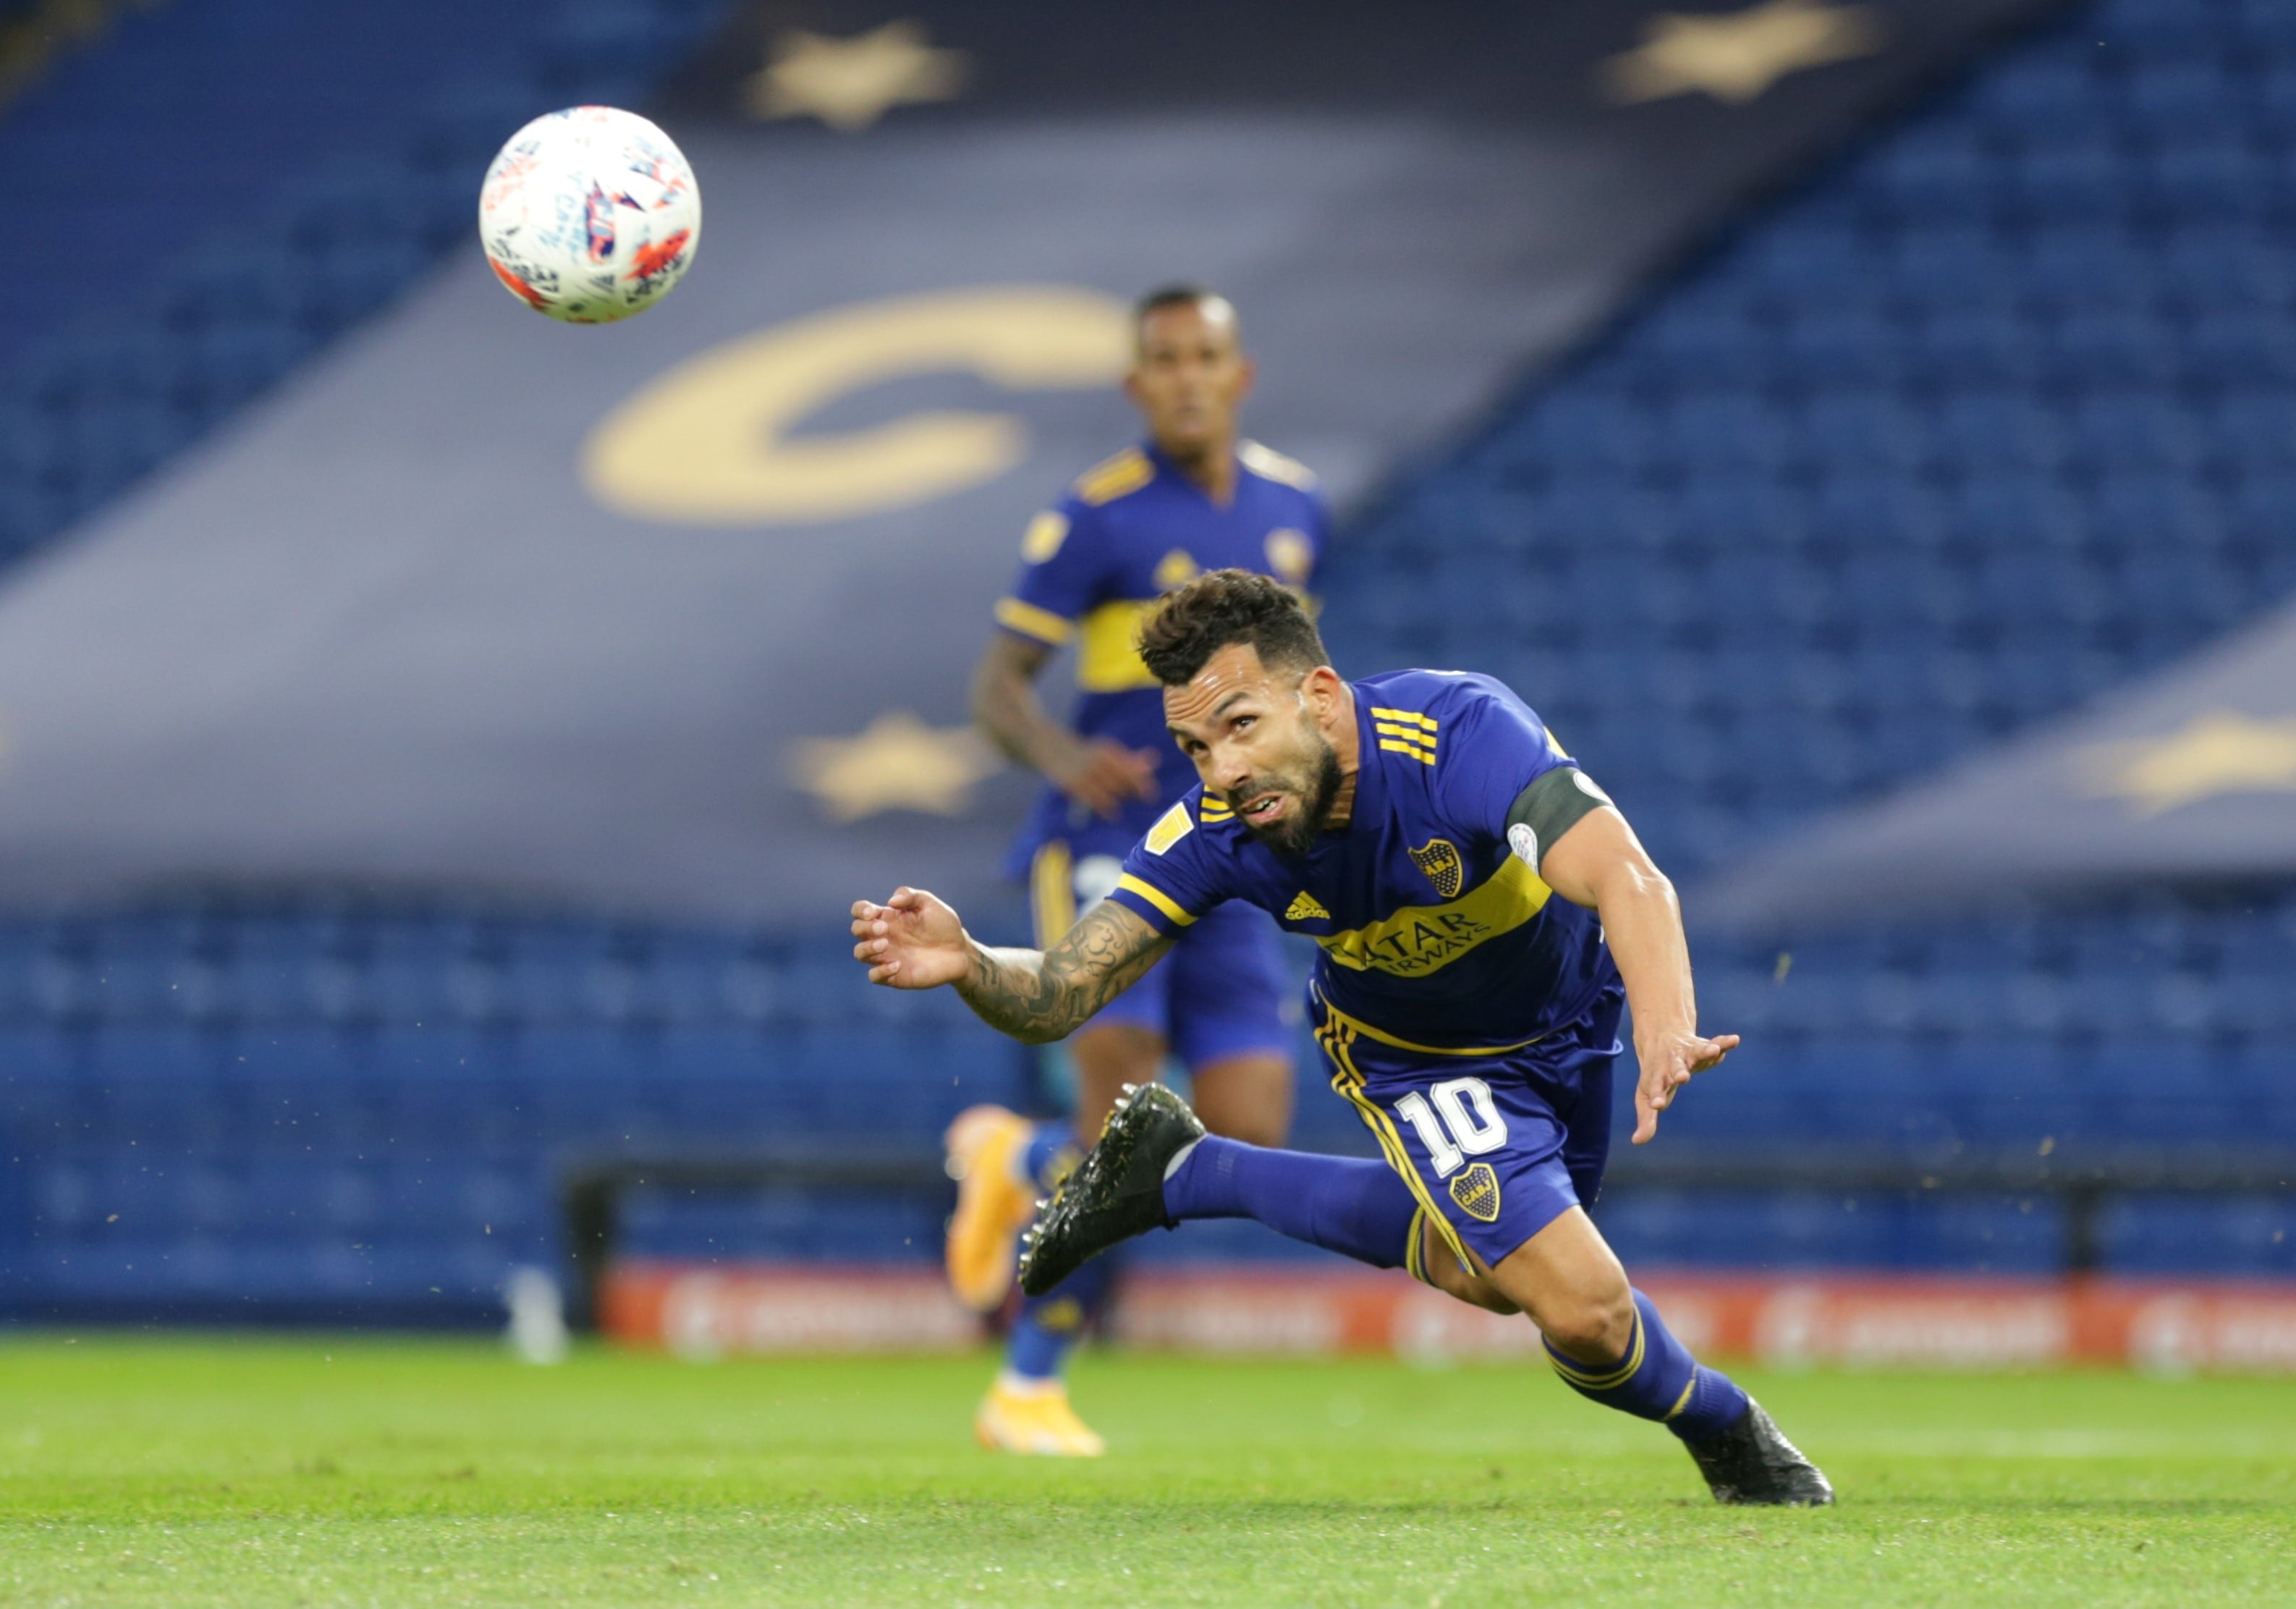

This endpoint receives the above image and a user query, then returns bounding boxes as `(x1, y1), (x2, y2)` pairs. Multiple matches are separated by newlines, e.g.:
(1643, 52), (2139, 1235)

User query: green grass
(0, 1338), (2289, 1606)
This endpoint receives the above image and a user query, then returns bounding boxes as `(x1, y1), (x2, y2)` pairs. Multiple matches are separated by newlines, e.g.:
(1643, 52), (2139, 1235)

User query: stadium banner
(0, 0), (2053, 927)
(603, 1261), (2296, 1373)
(1700, 595), (2296, 928)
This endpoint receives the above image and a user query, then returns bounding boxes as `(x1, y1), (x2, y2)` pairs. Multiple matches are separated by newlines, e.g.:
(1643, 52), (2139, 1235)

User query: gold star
(2077, 711), (2296, 818)
(791, 711), (999, 822)
(745, 20), (968, 132)
(1603, 0), (1886, 105)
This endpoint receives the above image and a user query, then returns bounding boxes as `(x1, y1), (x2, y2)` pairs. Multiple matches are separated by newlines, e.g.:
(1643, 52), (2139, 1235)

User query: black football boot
(1017, 1081), (1205, 1297)
(1685, 1401), (1836, 1505)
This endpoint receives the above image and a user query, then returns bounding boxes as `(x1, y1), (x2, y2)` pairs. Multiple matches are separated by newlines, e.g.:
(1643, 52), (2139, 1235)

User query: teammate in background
(860, 572), (1831, 1504)
(946, 290), (1328, 1455)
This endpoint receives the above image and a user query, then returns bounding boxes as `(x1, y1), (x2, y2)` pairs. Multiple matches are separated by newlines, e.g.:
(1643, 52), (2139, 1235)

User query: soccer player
(946, 289), (1326, 1455)
(856, 571), (1832, 1504)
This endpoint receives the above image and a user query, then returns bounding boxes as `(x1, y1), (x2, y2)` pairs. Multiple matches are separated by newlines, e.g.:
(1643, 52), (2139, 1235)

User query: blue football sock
(1004, 1248), (1117, 1382)
(1161, 1135), (1420, 1270)
(1020, 1121), (1077, 1191)
(1544, 1288), (1749, 1443)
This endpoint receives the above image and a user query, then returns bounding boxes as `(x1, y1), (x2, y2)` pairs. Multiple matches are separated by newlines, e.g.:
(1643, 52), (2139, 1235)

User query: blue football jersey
(1106, 670), (1619, 1051)
(994, 440), (1326, 870)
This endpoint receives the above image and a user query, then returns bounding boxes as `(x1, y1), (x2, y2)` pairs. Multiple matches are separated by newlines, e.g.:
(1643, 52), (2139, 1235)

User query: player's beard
(1232, 736), (1344, 858)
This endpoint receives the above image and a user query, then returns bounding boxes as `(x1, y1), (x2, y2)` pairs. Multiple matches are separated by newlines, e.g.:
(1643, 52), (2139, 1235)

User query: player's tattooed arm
(957, 900), (1172, 1044)
(850, 886), (1171, 1044)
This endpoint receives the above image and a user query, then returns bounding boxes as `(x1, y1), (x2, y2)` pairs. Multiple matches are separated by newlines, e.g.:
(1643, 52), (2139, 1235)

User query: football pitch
(0, 1338), (2287, 1607)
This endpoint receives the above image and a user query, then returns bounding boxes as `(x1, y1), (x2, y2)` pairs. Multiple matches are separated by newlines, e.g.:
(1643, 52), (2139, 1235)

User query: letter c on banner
(582, 284), (1132, 525)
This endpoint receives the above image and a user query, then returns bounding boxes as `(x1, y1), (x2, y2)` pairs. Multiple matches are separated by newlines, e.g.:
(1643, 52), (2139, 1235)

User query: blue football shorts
(1033, 843), (1294, 1071)
(1310, 981), (1626, 1275)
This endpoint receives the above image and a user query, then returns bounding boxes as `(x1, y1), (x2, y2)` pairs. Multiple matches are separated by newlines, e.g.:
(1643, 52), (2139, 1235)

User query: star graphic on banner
(745, 20), (968, 132)
(792, 711), (999, 822)
(1602, 0), (1886, 105)
(2077, 711), (2296, 818)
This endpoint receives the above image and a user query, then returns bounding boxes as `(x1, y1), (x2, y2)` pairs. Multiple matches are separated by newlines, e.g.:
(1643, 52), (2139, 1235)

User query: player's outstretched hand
(1053, 737), (1161, 820)
(850, 887), (973, 989)
(1630, 1028), (1740, 1145)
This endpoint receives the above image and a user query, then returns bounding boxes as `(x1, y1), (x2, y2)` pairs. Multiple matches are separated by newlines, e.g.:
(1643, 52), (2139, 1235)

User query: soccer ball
(478, 106), (700, 324)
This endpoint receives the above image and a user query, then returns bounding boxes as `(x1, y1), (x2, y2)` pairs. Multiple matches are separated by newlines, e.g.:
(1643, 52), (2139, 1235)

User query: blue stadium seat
(2101, 1194), (2296, 1276)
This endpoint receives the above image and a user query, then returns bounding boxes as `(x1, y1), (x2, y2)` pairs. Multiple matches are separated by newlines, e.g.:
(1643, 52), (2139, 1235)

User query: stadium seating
(3, 0), (2293, 1315)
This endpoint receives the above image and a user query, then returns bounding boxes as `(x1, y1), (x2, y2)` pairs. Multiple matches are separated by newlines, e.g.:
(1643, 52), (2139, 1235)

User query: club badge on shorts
(1449, 1160), (1501, 1222)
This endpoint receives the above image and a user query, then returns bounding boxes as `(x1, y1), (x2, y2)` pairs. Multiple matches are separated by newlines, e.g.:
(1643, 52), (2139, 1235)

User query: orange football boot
(974, 1375), (1106, 1457)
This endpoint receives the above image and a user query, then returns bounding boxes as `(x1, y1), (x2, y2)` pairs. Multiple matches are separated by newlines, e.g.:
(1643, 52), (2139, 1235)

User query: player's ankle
(994, 1369), (1065, 1398)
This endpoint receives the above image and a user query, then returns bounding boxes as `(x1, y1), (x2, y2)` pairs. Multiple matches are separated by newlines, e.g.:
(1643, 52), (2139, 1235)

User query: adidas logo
(1284, 891), (1331, 922)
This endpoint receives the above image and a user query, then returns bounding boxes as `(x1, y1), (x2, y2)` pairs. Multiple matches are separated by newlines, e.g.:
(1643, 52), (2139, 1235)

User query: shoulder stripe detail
(1073, 447), (1154, 506)
(994, 597), (1075, 644)
(1237, 439), (1318, 490)
(1371, 705), (1439, 764)
(1370, 707), (1438, 731)
(1114, 874), (1197, 927)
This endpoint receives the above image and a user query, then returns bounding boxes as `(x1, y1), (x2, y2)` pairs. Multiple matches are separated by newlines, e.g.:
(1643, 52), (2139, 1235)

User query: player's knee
(1539, 1285), (1635, 1361)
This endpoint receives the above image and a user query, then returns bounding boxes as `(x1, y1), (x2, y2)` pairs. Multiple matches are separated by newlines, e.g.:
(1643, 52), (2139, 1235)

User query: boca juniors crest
(1409, 839), (1465, 900)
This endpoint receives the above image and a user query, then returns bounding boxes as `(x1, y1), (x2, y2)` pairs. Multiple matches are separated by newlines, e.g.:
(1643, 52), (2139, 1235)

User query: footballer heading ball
(479, 106), (700, 324)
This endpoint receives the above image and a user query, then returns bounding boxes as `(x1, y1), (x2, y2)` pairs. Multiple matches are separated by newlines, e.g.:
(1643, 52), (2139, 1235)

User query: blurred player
(946, 288), (1327, 1454)
(860, 572), (1831, 1504)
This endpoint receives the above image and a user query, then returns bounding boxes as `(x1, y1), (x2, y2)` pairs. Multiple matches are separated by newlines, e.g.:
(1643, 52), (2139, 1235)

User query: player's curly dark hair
(1138, 569), (1329, 686)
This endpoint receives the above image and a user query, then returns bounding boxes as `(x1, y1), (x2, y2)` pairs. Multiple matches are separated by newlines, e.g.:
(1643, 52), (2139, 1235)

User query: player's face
(1166, 645), (1344, 857)
(1127, 299), (1253, 459)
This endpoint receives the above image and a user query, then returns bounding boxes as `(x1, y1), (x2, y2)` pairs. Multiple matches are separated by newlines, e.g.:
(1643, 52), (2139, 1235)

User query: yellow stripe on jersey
(1114, 873), (1197, 927)
(1075, 599), (1161, 691)
(1371, 708), (1439, 765)
(994, 596), (1075, 645)
(1073, 447), (1154, 506)
(1369, 707), (1437, 731)
(1315, 856), (1554, 980)
(1030, 840), (1078, 947)
(1374, 722), (1437, 764)
(1313, 992), (1547, 1057)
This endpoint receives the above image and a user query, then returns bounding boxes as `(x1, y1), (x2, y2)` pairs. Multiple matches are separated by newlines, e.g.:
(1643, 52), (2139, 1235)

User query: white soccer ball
(478, 106), (700, 324)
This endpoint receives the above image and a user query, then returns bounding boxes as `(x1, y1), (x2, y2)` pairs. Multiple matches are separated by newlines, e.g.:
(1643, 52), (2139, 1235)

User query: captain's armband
(1504, 767), (1615, 872)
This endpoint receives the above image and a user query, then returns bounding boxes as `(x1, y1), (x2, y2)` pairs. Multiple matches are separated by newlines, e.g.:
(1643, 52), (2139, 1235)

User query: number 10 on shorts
(1394, 1077), (1508, 1179)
